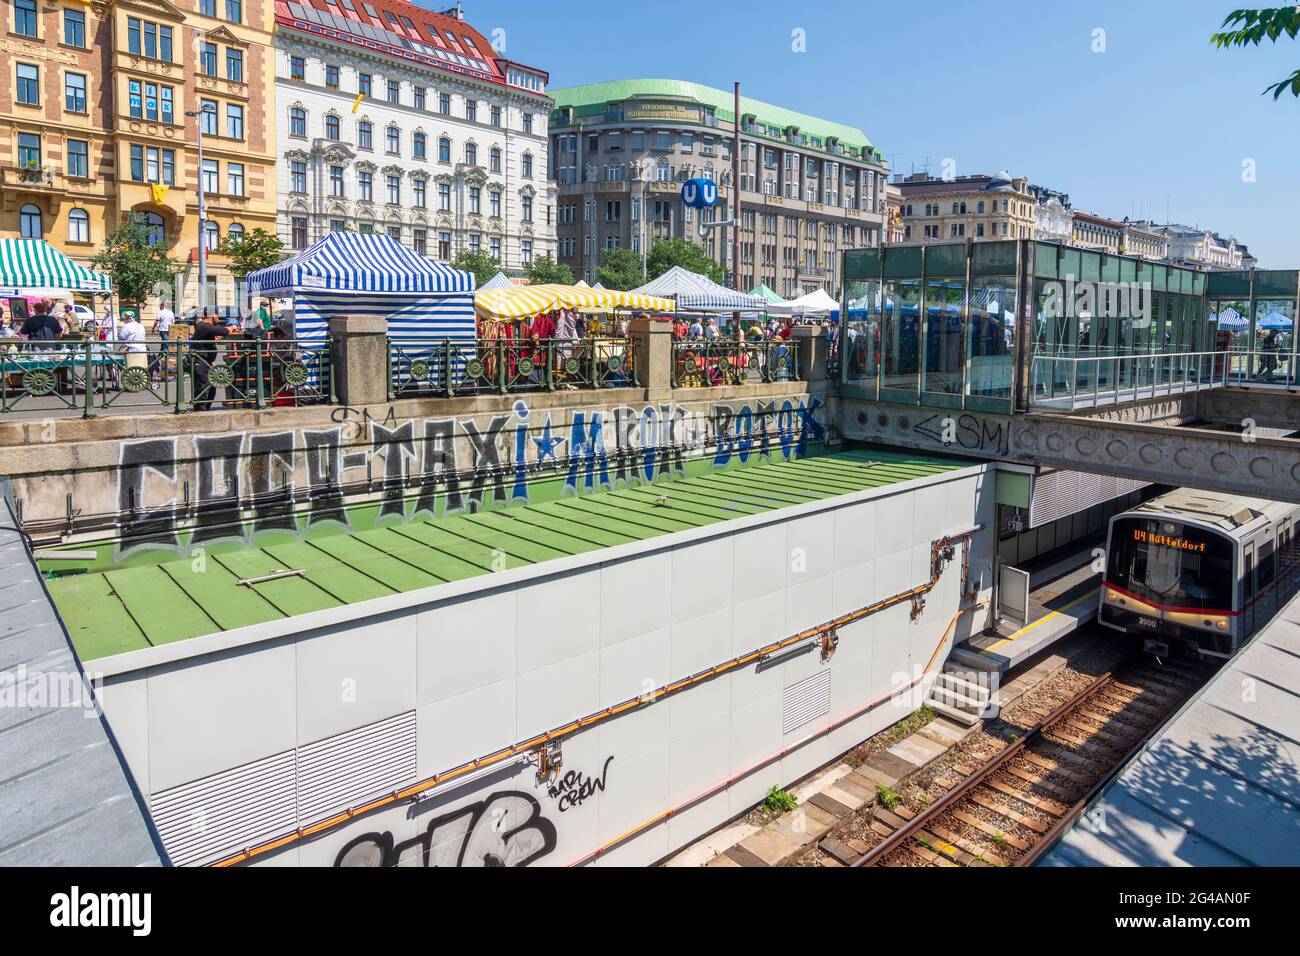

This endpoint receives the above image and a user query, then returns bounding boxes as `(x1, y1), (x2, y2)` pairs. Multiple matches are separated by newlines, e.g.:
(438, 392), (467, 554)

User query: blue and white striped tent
(246, 233), (475, 381)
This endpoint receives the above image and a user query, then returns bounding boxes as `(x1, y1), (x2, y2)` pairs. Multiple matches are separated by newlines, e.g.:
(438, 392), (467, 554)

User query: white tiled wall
(98, 465), (995, 866)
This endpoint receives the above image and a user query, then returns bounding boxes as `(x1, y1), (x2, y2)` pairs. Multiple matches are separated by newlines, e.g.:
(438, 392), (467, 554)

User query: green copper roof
(549, 78), (877, 156)
(48, 449), (969, 661)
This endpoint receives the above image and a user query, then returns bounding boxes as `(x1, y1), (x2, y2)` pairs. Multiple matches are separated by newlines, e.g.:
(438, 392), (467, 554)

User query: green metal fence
(388, 337), (635, 399)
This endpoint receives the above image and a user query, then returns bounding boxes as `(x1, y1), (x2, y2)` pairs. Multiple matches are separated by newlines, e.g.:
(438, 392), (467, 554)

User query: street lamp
(185, 35), (215, 311)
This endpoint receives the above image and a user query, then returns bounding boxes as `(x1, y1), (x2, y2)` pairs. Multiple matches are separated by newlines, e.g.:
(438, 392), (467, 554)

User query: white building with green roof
(549, 79), (889, 298)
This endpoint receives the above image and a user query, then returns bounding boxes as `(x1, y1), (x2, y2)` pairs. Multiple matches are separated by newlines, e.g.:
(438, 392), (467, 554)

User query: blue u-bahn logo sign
(681, 178), (718, 209)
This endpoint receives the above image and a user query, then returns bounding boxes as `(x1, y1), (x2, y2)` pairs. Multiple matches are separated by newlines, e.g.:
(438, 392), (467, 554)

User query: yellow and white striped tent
(474, 284), (675, 322)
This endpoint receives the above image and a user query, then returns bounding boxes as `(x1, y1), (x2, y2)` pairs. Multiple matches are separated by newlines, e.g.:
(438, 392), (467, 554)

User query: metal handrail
(1029, 348), (1233, 409)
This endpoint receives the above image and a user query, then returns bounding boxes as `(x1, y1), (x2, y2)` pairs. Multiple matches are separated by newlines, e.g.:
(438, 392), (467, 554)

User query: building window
(226, 0), (242, 23)
(522, 153), (533, 178)
(325, 114), (340, 140)
(358, 171), (372, 202)
(20, 204), (42, 238)
(358, 73), (372, 97)
(130, 211), (165, 246)
(413, 132), (426, 159)
(468, 233), (480, 253)
(64, 9), (86, 47)
(413, 179), (426, 208)
(490, 190), (501, 218)
(468, 186), (480, 214)
(290, 56), (305, 81)
(387, 225), (400, 242)
(202, 220), (220, 251)
(325, 64), (339, 88)
(438, 137), (450, 162)
(490, 236), (500, 260)
(465, 142), (477, 166)
(490, 147), (501, 173)
(227, 103), (244, 139)
(491, 106), (501, 127)
(200, 42), (217, 75)
(65, 73), (88, 113)
(438, 182), (450, 210)
(199, 98), (218, 134)
(386, 79), (399, 103)
(329, 219), (345, 233)
(521, 239), (533, 265)
(465, 99), (476, 121)
(67, 208), (90, 243)
(290, 160), (306, 193)
(127, 19), (173, 61)
(357, 121), (372, 150)
(15, 0), (37, 37)
(330, 165), (344, 197)
(413, 86), (426, 110)
(289, 107), (306, 137)
(227, 223), (244, 244)
(16, 64), (39, 106)
(386, 174), (400, 204)
(226, 48), (243, 82)
(386, 126), (399, 153)
(66, 139), (88, 178)
(413, 229), (427, 255)
(291, 217), (307, 250)
(227, 162), (244, 196)
(439, 92), (450, 115)
(201, 159), (218, 194)
(130, 145), (175, 185)
(200, 0), (215, 13)
(523, 113), (533, 134)
(522, 196), (533, 221)
(438, 231), (451, 260)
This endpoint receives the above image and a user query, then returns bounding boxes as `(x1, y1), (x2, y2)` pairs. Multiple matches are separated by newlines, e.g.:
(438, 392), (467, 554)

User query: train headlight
(1217, 620), (1228, 631)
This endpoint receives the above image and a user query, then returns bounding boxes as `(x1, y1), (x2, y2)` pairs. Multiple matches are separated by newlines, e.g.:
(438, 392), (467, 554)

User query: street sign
(681, 178), (718, 209)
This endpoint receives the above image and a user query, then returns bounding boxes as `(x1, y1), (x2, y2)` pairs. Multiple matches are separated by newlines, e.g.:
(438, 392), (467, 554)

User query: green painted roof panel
(47, 450), (971, 661)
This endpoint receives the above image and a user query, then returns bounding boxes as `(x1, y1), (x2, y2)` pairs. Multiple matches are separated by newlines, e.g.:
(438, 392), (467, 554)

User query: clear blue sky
(433, 0), (1299, 266)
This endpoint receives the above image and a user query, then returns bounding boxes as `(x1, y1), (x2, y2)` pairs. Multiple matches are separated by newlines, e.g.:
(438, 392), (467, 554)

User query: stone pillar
(630, 315), (673, 401)
(790, 325), (828, 385)
(328, 315), (389, 407)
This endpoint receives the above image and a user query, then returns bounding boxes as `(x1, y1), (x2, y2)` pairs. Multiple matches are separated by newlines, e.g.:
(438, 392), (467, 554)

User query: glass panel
(883, 245), (922, 279)
(843, 279), (881, 390)
(1033, 242), (1058, 279)
(1253, 298), (1295, 384)
(968, 276), (1017, 403)
(1209, 297), (1250, 383)
(1031, 277), (1075, 404)
(971, 240), (1017, 277)
(923, 277), (965, 400)
(924, 243), (965, 278)
(880, 278), (922, 401)
(843, 248), (881, 283)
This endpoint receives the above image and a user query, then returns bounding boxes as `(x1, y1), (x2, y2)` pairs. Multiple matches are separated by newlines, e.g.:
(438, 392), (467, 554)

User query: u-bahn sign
(681, 178), (718, 209)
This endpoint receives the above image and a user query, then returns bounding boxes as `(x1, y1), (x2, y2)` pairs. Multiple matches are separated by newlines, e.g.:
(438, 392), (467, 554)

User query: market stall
(631, 266), (767, 313)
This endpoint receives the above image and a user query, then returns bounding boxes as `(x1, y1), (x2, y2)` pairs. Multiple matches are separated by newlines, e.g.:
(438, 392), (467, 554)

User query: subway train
(1099, 489), (1300, 659)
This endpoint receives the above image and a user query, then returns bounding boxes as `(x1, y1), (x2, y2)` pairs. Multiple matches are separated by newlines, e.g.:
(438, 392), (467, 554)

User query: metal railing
(1029, 349), (1231, 410)
(0, 337), (332, 417)
(670, 338), (801, 388)
(388, 337), (634, 399)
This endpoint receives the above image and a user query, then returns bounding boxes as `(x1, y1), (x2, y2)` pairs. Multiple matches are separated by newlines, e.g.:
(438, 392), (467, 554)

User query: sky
(426, 0), (1299, 267)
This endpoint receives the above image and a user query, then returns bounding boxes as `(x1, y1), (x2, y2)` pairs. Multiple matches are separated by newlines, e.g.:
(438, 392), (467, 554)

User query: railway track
(824, 654), (1216, 868)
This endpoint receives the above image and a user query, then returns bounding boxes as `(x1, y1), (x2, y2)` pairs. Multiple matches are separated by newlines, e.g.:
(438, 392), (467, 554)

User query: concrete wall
(95, 462), (995, 867)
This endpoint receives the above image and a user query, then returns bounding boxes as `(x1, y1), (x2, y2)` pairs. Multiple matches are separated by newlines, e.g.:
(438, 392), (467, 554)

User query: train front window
(1107, 518), (1234, 611)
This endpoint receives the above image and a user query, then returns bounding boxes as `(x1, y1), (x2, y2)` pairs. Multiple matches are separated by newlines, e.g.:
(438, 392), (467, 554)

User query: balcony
(3, 165), (64, 194)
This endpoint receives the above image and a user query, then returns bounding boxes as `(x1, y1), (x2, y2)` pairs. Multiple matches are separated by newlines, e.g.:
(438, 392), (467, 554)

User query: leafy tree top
(526, 253), (575, 286)
(218, 227), (283, 281)
(646, 237), (727, 285)
(1212, 7), (1300, 99)
(451, 249), (502, 288)
(596, 248), (644, 291)
(91, 222), (179, 305)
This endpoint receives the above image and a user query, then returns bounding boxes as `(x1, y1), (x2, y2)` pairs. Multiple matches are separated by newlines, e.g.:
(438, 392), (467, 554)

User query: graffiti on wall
(34, 394), (827, 559)
(333, 791), (557, 868)
(546, 756), (614, 813)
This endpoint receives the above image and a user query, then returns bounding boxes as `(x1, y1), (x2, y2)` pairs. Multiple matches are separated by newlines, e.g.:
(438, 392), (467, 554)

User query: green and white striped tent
(0, 239), (112, 294)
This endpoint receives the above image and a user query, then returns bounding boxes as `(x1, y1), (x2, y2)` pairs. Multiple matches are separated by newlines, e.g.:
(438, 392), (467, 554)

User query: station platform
(1039, 591), (1300, 867)
(0, 498), (163, 866)
(951, 541), (1102, 674)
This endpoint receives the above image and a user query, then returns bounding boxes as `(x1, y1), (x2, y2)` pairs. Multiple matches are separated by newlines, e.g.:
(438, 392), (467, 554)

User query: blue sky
(444, 0), (1299, 266)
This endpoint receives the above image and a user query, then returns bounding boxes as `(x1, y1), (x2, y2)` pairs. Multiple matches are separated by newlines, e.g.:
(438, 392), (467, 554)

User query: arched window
(19, 203), (42, 238)
(289, 107), (306, 137)
(325, 114), (340, 141)
(438, 136), (451, 162)
(490, 146), (501, 172)
(68, 208), (90, 243)
(412, 131), (426, 159)
(465, 142), (477, 166)
(227, 222), (245, 243)
(977, 200), (985, 214)
(202, 219), (220, 251)
(357, 120), (372, 150)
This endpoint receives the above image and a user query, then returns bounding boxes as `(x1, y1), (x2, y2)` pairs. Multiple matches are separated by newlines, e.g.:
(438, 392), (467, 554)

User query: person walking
(153, 300), (175, 345)
(189, 312), (228, 411)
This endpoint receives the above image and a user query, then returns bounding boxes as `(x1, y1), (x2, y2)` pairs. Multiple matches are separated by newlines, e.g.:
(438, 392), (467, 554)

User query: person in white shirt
(117, 314), (148, 378)
(153, 301), (175, 344)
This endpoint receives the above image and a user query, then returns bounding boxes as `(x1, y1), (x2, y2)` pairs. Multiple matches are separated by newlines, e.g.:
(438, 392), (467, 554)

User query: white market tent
(631, 266), (766, 312)
(771, 288), (839, 319)
(0, 238), (112, 293)
(478, 271), (515, 291)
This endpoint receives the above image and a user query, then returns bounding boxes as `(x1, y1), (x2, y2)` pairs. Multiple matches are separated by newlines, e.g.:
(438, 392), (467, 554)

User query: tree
(218, 226), (283, 280)
(92, 221), (179, 305)
(646, 237), (727, 285)
(1212, 8), (1300, 99)
(596, 248), (644, 291)
(526, 253), (575, 286)
(451, 249), (502, 288)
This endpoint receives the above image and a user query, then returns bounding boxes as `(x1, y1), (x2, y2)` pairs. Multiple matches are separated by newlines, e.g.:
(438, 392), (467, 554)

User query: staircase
(924, 667), (998, 726)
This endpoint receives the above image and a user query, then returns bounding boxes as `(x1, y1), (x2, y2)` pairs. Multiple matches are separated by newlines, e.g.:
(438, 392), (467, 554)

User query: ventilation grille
(297, 711), (418, 820)
(150, 750), (297, 867)
(1029, 470), (1149, 528)
(782, 669), (832, 735)
(150, 711), (418, 866)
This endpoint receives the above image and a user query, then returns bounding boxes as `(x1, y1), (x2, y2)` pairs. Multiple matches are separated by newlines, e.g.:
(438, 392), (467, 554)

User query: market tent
(631, 266), (766, 312)
(478, 271), (515, 291)
(772, 288), (839, 319)
(749, 283), (786, 305)
(1258, 310), (1294, 331)
(1214, 307), (1247, 332)
(0, 239), (111, 293)
(475, 284), (675, 322)
(247, 232), (474, 297)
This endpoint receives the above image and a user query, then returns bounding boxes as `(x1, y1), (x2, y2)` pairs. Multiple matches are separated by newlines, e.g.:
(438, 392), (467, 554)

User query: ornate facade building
(273, 0), (553, 272)
(1, 0), (278, 308)
(894, 170), (1038, 244)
